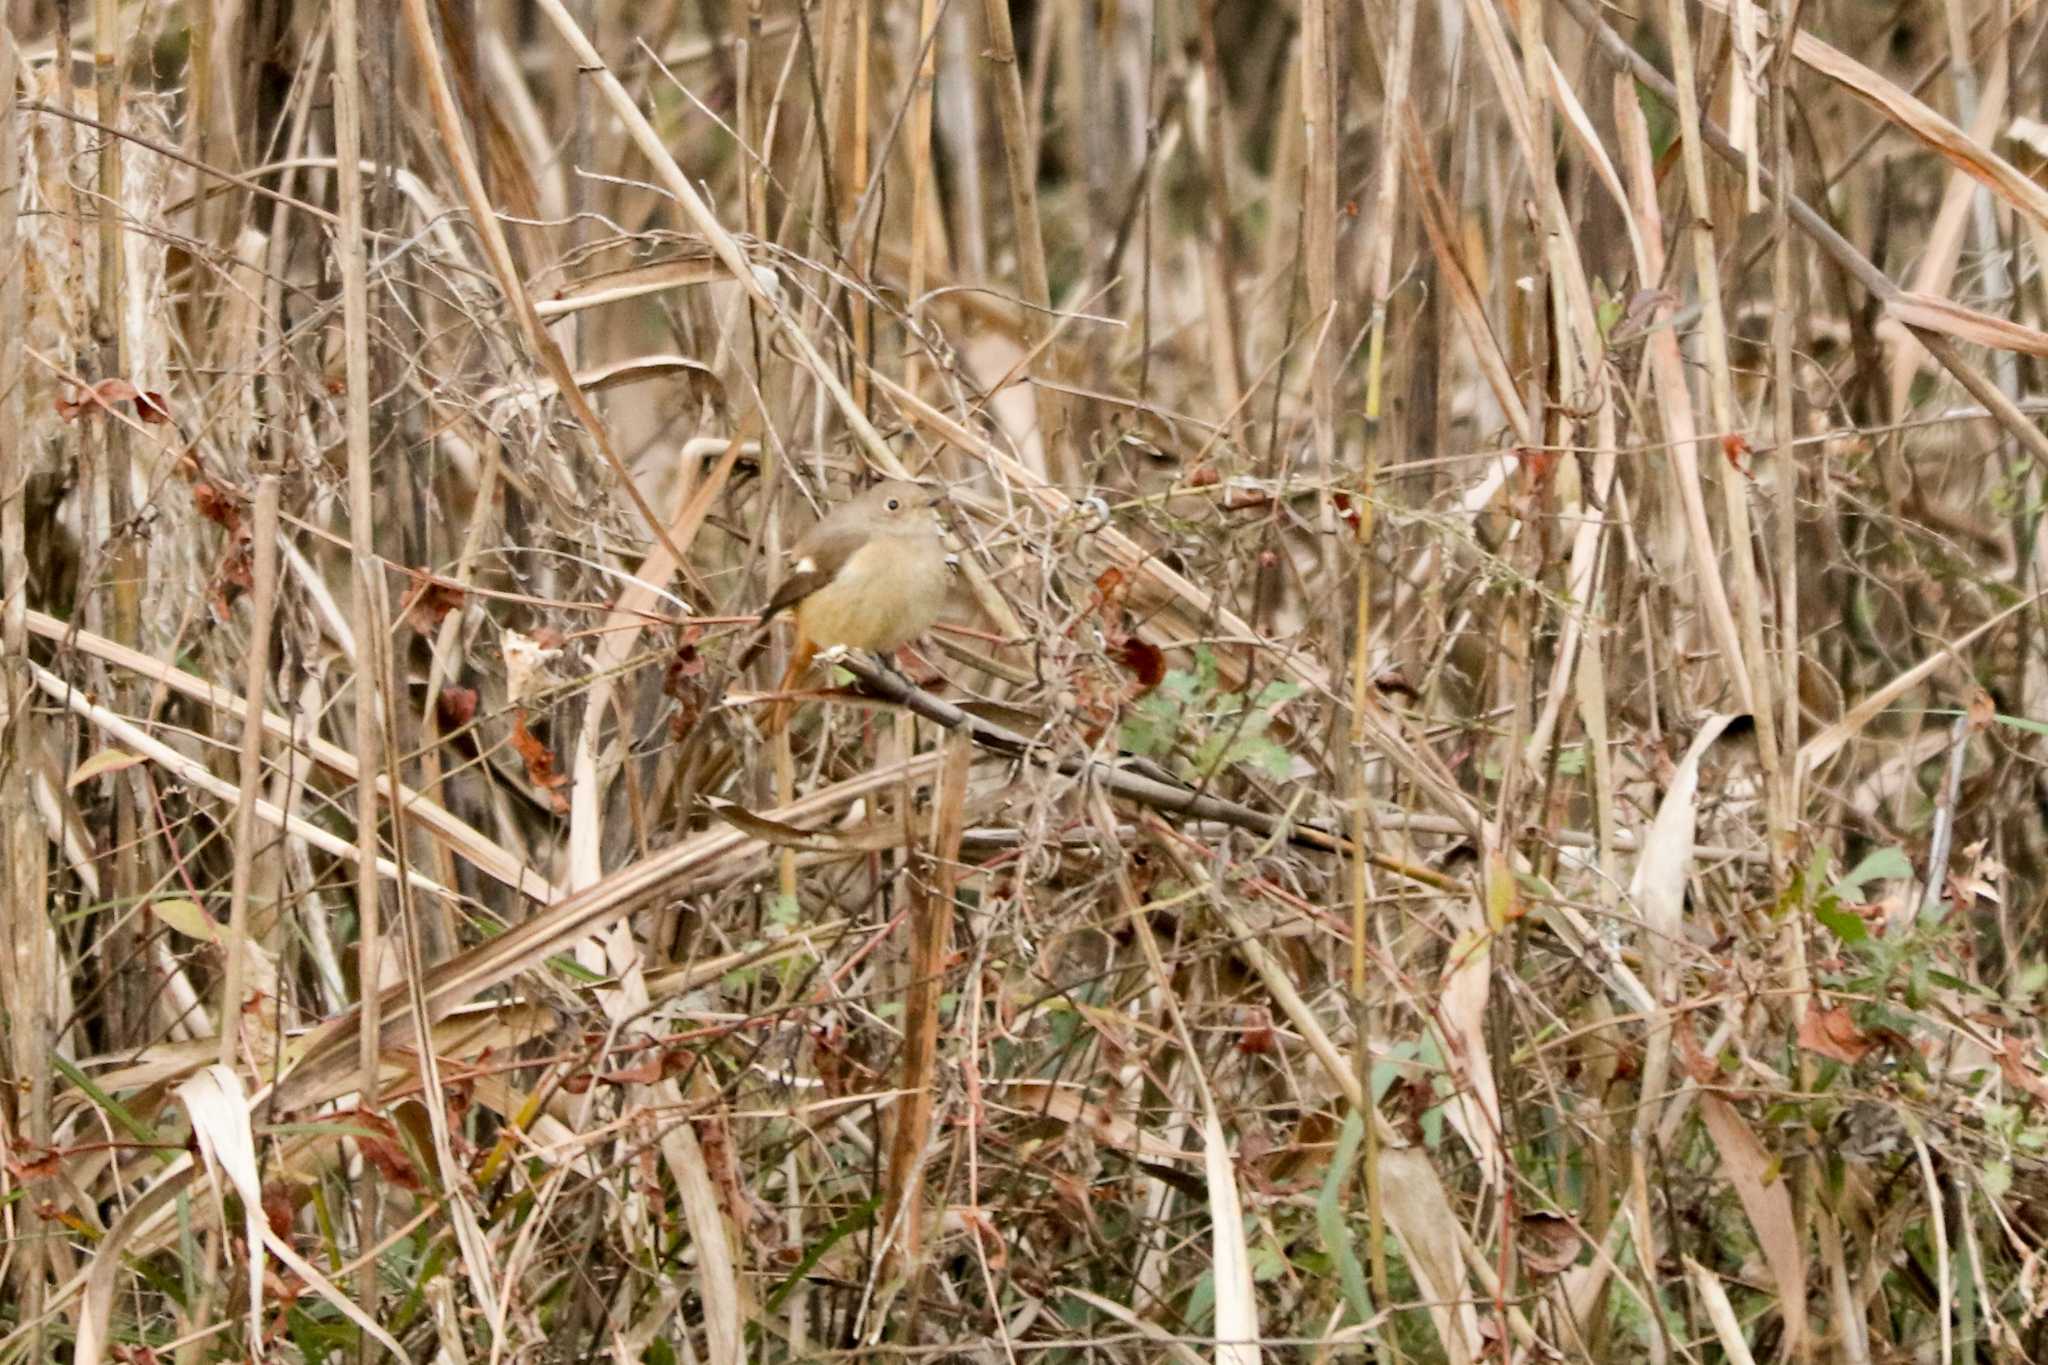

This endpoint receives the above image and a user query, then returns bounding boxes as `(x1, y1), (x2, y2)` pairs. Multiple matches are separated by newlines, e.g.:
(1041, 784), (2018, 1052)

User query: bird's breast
(794, 532), (948, 654)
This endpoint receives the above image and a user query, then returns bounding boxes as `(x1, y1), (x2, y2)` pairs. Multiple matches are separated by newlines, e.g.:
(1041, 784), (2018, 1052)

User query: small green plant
(1990, 455), (2047, 519)
(1119, 647), (1303, 782)
(1802, 843), (1912, 945)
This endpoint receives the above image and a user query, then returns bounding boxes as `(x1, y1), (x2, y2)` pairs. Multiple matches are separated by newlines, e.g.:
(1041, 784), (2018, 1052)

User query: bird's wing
(758, 520), (868, 622)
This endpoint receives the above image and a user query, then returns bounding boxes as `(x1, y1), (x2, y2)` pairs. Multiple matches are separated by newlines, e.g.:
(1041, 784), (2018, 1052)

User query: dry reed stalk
(1355, 0), (1417, 1334)
(1298, 0), (1338, 601)
(0, 14), (56, 1349)
(902, 0), (940, 400)
(835, 0), (869, 412)
(1660, 0), (1784, 781)
(978, 0), (1067, 486)
(878, 731), (969, 1283)
(215, 474), (278, 1075)
(1191, 1), (1247, 437)
(21, 607), (559, 900)
(328, 2), (400, 1345)
(1564, 0), (2048, 469)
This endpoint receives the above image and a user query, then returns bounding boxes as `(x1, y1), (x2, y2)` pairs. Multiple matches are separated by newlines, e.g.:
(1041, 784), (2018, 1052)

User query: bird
(751, 479), (949, 735)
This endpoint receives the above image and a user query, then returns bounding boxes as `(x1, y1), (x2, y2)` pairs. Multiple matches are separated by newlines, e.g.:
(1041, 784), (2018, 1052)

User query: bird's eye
(885, 497), (902, 511)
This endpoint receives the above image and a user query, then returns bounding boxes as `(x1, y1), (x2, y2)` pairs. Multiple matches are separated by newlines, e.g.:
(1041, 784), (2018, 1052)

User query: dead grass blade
(1093, 787), (1262, 1364)
(1377, 1146), (1480, 1364)
(532, 247), (735, 318)
(1693, 1087), (1810, 1353)
(1613, 60), (1758, 718)
(24, 659), (462, 902)
(77, 1069), (407, 1365)
(1885, 290), (2048, 359)
(270, 752), (944, 1115)
(24, 608), (560, 903)
(1684, 1255), (1762, 1365)
(1399, 109), (1532, 447)
(1696, 0), (2048, 234)
(1204, 1107), (1263, 1365)
(1799, 592), (2040, 774)
(1630, 714), (1740, 976)
(1434, 926), (1504, 1190)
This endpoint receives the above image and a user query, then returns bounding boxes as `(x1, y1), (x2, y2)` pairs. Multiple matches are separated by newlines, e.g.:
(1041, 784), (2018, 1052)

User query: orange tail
(760, 638), (817, 738)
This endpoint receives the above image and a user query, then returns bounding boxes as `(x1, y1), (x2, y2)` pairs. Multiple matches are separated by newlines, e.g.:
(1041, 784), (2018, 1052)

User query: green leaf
(1803, 846), (1835, 898)
(763, 1193), (882, 1314)
(1596, 293), (1624, 338)
(1255, 679), (1304, 710)
(1161, 666), (1203, 705)
(53, 1053), (156, 1143)
(1831, 846), (1913, 900)
(1184, 1270), (1216, 1333)
(1237, 735), (1295, 780)
(1812, 896), (1867, 944)
(547, 953), (606, 983)
(1232, 708), (1274, 741)
(1929, 970), (1994, 998)
(1316, 1111), (1377, 1328)
(152, 897), (218, 942)
(1120, 691), (1182, 758)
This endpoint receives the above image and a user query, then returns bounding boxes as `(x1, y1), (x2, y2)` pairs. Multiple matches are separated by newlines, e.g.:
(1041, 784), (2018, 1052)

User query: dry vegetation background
(5, 0), (2048, 1360)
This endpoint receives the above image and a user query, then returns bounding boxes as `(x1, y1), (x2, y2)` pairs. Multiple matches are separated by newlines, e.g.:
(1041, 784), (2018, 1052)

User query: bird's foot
(814, 643), (852, 667)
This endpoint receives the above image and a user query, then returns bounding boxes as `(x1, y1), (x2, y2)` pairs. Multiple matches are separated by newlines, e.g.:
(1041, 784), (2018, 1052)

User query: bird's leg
(813, 643), (852, 667)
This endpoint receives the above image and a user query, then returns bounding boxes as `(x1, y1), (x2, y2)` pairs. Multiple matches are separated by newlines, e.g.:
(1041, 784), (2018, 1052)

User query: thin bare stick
(216, 475), (279, 1072)
(0, 14), (54, 1346)
(329, 5), (390, 1345)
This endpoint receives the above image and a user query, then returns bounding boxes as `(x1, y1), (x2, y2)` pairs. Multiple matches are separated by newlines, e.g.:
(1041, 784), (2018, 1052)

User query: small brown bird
(754, 479), (949, 733)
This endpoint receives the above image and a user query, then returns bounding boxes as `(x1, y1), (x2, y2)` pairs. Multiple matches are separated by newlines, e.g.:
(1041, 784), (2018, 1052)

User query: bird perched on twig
(748, 479), (949, 735)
